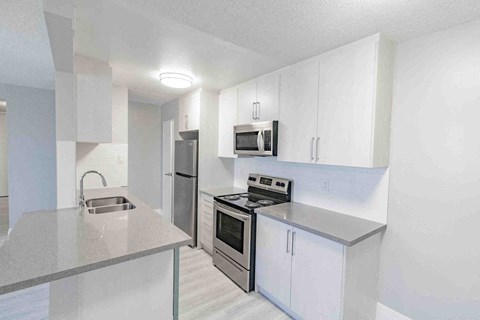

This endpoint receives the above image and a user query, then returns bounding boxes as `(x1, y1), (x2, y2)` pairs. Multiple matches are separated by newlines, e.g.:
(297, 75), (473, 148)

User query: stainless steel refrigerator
(173, 140), (198, 246)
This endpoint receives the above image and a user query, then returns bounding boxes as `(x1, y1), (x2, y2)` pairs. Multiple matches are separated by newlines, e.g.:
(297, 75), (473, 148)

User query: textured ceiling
(76, 0), (480, 105)
(0, 0), (55, 89)
(125, 0), (480, 64)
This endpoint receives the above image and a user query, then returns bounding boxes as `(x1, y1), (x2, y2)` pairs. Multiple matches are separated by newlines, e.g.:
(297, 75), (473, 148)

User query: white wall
(128, 102), (162, 209)
(76, 143), (128, 189)
(0, 110), (8, 197)
(0, 83), (57, 228)
(378, 19), (480, 319)
(235, 158), (389, 223)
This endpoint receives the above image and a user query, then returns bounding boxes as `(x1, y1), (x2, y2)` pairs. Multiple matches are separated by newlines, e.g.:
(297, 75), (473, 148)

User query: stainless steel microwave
(233, 121), (278, 156)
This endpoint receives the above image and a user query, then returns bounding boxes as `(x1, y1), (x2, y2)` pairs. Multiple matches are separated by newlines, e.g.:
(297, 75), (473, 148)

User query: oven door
(213, 202), (252, 269)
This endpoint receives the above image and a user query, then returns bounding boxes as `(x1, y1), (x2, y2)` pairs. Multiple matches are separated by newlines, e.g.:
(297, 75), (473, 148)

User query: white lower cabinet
(290, 228), (344, 320)
(255, 214), (293, 307)
(256, 215), (380, 320)
(199, 194), (214, 254)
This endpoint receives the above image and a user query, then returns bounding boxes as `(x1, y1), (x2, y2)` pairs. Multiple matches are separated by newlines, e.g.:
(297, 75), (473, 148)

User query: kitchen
(0, 1), (479, 320)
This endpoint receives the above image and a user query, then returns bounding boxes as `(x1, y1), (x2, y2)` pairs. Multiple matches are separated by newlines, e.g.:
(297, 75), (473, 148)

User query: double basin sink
(86, 196), (136, 214)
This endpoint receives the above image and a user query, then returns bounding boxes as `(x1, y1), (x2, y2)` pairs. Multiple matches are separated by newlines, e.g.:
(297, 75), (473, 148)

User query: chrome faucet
(79, 170), (108, 207)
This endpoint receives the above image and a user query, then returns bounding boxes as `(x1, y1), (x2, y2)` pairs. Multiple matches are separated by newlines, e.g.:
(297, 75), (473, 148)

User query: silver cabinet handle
(292, 231), (296, 256)
(316, 137), (320, 161)
(252, 102), (255, 120)
(164, 173), (172, 176)
(256, 101), (260, 120)
(286, 229), (291, 253)
(310, 137), (315, 160)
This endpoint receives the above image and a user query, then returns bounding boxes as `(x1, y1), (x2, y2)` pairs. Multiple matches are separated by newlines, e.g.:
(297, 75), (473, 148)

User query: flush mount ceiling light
(159, 72), (193, 89)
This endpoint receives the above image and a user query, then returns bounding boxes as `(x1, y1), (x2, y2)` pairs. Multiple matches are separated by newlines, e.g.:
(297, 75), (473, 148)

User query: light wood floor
(179, 247), (291, 320)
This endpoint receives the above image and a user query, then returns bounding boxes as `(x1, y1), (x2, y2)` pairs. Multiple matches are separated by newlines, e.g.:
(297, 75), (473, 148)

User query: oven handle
(214, 202), (251, 222)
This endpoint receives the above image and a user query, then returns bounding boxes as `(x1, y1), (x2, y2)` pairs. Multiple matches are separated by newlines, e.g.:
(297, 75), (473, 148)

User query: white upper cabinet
(218, 87), (238, 158)
(278, 57), (320, 164)
(316, 34), (394, 167)
(76, 73), (112, 143)
(237, 80), (257, 124)
(255, 72), (280, 122)
(179, 90), (201, 132)
(237, 72), (280, 124)
(221, 33), (393, 167)
(277, 33), (394, 168)
(75, 55), (113, 143)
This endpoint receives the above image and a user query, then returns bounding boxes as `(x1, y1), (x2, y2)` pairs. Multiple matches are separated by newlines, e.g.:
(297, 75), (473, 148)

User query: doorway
(162, 119), (174, 222)
(0, 100), (8, 240)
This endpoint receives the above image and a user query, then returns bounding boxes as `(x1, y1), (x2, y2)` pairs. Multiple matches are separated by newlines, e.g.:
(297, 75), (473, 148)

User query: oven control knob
(249, 177), (256, 181)
(276, 182), (285, 187)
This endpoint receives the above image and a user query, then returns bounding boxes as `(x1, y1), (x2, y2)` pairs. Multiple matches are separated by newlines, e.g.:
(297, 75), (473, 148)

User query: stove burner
(240, 193), (249, 198)
(224, 195), (240, 201)
(257, 199), (274, 206)
(245, 201), (260, 208)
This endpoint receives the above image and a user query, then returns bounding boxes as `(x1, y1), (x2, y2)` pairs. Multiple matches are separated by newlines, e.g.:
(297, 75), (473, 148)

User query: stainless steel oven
(213, 201), (254, 291)
(213, 202), (252, 269)
(234, 121), (278, 156)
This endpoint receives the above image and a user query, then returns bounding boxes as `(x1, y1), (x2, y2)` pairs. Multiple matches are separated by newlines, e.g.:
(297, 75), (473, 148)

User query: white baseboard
(376, 303), (412, 320)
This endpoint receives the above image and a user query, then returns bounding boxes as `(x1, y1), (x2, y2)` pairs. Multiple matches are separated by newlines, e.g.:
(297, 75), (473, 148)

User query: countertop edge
(256, 210), (387, 247)
(199, 187), (246, 198)
(0, 238), (192, 295)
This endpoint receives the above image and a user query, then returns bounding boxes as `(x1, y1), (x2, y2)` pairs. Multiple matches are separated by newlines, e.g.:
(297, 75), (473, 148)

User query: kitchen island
(0, 187), (191, 320)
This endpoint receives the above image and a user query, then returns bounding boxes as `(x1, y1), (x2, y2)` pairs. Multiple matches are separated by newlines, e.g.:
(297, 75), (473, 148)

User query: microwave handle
(257, 131), (264, 152)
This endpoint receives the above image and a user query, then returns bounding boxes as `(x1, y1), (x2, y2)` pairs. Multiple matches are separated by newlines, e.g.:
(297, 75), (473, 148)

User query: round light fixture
(159, 72), (193, 89)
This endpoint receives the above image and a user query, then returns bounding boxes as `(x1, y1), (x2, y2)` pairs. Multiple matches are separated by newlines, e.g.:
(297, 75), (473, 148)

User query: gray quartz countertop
(200, 186), (246, 197)
(256, 202), (386, 247)
(0, 187), (192, 295)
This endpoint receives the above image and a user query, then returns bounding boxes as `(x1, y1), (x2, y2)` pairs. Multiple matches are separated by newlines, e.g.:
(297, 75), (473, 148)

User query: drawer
(201, 203), (213, 213)
(202, 208), (213, 220)
(202, 220), (213, 232)
(201, 232), (213, 247)
(201, 196), (213, 205)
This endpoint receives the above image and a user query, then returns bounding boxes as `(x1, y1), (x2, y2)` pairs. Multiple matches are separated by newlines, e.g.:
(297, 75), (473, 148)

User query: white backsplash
(76, 143), (128, 189)
(234, 157), (389, 223)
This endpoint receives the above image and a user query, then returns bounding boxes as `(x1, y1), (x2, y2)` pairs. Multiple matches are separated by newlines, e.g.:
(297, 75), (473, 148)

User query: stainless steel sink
(86, 196), (136, 214)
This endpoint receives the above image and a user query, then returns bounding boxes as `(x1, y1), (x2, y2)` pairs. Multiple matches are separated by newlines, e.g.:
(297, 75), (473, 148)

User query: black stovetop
(214, 192), (286, 213)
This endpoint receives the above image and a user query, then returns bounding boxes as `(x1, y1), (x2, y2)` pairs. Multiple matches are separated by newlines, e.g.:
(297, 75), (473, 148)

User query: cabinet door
(179, 91), (201, 132)
(278, 58), (319, 164)
(316, 36), (378, 167)
(76, 73), (112, 143)
(256, 72), (280, 122)
(290, 228), (344, 320)
(255, 215), (293, 308)
(218, 88), (238, 158)
(237, 80), (257, 124)
(178, 97), (188, 132)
